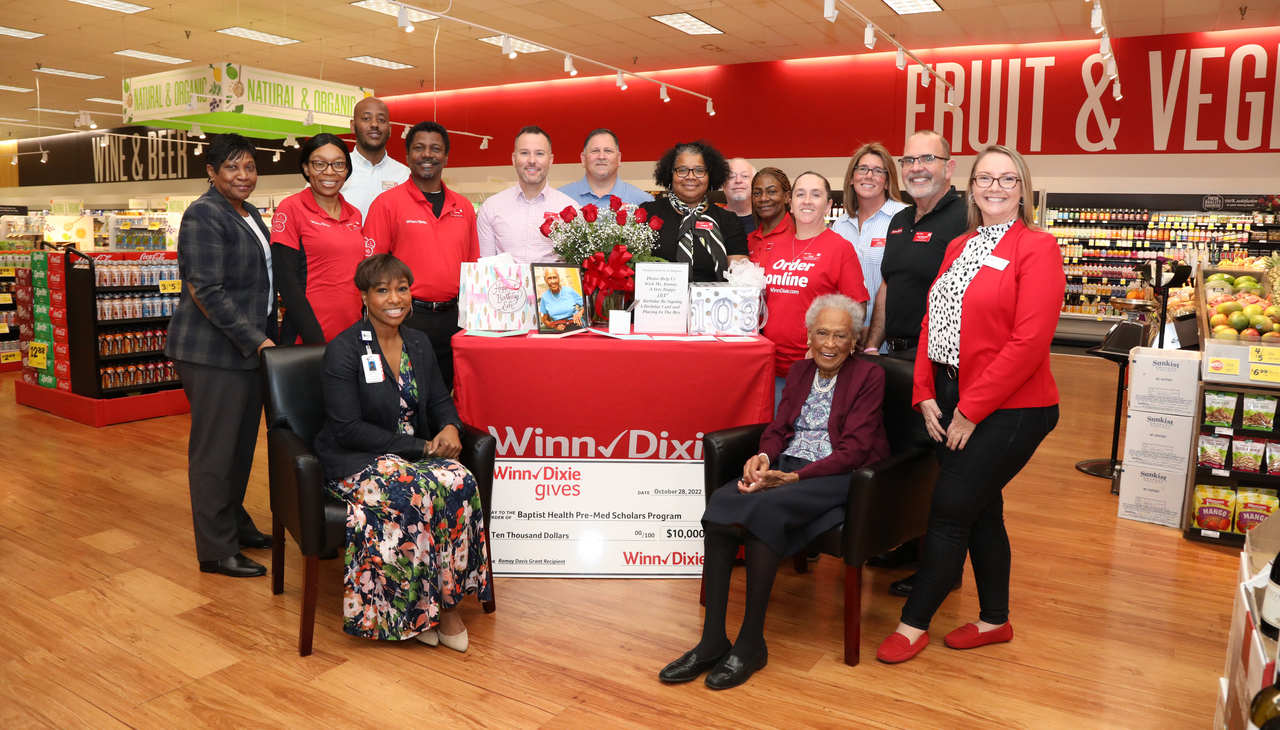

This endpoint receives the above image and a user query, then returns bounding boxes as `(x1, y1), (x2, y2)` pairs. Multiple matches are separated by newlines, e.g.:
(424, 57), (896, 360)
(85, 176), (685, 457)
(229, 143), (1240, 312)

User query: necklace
(790, 233), (819, 262)
(813, 371), (837, 393)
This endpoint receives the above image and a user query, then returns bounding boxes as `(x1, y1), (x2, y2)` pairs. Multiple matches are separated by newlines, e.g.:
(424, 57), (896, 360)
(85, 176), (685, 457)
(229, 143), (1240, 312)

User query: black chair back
(856, 354), (932, 454)
(262, 345), (328, 444)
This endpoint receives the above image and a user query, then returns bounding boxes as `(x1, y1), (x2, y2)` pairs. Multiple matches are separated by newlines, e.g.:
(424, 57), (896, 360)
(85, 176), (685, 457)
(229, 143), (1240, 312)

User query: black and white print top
(926, 220), (1015, 367)
(782, 373), (837, 462)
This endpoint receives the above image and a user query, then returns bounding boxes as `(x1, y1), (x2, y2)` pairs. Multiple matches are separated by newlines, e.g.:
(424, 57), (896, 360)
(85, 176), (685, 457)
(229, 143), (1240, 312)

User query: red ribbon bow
(581, 244), (635, 318)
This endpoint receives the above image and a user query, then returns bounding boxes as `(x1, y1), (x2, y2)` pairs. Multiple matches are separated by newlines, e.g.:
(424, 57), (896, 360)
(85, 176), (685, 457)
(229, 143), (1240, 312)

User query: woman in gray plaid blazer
(165, 134), (280, 578)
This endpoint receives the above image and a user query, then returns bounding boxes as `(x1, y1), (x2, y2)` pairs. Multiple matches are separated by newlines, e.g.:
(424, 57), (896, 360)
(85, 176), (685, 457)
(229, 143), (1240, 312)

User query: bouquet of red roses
(545, 194), (664, 267)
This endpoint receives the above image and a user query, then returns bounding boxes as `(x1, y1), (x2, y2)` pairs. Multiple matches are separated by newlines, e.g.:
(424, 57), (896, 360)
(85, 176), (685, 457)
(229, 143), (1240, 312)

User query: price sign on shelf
(0, 293), (10, 305)
(0, 351), (18, 364)
(1249, 346), (1280, 364)
(0, 323), (7, 334)
(27, 341), (46, 369)
(0, 267), (14, 277)
(158, 279), (182, 294)
(1250, 363), (1280, 384)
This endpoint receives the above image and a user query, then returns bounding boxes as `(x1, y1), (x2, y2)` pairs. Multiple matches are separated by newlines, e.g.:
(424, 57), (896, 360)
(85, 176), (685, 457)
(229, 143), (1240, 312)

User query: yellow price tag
(158, 279), (182, 294)
(0, 267), (14, 277)
(1251, 363), (1280, 383)
(120, 222), (131, 230)
(0, 293), (10, 305)
(0, 351), (18, 364)
(1208, 357), (1241, 376)
(0, 323), (7, 333)
(148, 222), (161, 230)
(1250, 346), (1280, 364)
(27, 342), (47, 370)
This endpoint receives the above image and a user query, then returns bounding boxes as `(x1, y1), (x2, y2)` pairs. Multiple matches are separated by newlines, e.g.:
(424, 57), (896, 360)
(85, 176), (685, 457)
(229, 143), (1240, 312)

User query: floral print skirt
(327, 455), (493, 641)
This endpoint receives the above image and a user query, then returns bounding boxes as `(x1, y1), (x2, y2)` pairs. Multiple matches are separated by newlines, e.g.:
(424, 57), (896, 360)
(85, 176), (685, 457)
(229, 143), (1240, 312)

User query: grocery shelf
(98, 348), (167, 362)
(94, 315), (169, 328)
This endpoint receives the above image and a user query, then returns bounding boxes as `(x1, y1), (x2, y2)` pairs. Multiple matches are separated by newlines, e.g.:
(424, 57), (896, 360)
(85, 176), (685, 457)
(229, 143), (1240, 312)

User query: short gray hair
(805, 293), (865, 334)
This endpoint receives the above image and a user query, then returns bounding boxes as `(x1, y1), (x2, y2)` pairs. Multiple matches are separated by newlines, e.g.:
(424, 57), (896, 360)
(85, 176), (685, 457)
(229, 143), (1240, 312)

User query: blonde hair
(844, 142), (902, 207)
(965, 145), (1040, 233)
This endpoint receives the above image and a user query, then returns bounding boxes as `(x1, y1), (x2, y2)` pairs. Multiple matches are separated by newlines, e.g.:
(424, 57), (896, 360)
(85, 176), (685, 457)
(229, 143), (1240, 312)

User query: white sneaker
(439, 627), (468, 653)
(415, 629), (438, 646)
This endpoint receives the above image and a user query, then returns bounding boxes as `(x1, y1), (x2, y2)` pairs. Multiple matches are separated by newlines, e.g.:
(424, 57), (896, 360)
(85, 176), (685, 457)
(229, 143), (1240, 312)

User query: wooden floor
(0, 354), (1235, 730)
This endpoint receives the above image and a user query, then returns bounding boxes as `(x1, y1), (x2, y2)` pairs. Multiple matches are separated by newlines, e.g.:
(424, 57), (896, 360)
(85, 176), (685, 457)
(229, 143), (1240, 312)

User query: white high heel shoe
(438, 627), (468, 653)
(415, 629), (439, 646)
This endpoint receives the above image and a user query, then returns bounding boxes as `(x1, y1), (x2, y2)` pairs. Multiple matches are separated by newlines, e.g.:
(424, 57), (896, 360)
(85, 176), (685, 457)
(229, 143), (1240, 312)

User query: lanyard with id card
(360, 339), (384, 383)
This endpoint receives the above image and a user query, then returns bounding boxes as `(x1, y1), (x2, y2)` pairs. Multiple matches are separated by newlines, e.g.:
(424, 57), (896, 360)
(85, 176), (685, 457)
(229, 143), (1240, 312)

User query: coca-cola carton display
(52, 325), (68, 344)
(46, 269), (66, 291)
(49, 306), (66, 326)
(55, 377), (71, 392)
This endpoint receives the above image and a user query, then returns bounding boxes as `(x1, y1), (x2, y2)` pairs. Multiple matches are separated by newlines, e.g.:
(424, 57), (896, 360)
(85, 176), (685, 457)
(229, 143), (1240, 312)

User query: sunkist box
(1116, 465), (1185, 528)
(1128, 347), (1201, 417)
(1122, 409), (1195, 473)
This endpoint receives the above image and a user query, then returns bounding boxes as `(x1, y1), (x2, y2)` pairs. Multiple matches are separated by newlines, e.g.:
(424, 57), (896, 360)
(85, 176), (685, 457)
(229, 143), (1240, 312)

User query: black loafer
(705, 646), (768, 690)
(238, 530), (273, 550)
(889, 573), (961, 597)
(659, 647), (730, 683)
(868, 542), (919, 569)
(199, 553), (267, 578)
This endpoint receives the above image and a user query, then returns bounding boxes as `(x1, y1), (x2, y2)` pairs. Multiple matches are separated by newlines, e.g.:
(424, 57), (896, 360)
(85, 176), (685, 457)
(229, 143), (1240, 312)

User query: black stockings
(695, 521), (781, 660)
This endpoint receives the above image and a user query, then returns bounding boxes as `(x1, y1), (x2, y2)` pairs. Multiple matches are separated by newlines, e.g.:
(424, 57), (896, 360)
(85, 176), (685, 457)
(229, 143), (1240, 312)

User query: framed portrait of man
(532, 264), (587, 334)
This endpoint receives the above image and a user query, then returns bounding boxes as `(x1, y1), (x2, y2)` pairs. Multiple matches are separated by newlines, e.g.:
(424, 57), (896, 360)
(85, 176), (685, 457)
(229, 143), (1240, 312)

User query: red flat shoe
(876, 632), (929, 663)
(944, 622), (1013, 650)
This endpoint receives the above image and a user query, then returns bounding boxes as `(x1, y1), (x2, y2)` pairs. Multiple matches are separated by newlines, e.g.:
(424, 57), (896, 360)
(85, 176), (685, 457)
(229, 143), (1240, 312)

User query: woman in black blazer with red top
(659, 294), (889, 690)
(876, 144), (1064, 665)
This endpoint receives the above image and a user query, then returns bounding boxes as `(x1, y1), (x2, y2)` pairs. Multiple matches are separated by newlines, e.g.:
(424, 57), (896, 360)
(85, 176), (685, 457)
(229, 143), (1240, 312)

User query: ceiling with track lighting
(0, 0), (1273, 140)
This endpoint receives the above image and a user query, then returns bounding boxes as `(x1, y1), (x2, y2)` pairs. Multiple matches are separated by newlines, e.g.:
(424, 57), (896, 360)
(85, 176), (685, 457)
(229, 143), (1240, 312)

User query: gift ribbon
(582, 244), (635, 318)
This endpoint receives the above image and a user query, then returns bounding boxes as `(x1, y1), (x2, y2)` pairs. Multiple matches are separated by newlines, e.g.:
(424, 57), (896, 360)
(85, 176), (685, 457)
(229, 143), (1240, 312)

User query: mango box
(1116, 465), (1186, 528)
(1122, 409), (1195, 473)
(1128, 347), (1200, 417)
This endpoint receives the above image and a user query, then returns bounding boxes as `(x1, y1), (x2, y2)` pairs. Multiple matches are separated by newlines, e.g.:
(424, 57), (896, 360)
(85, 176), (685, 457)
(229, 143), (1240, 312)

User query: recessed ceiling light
(85, 97), (121, 105)
(0, 26), (44, 39)
(0, 85), (33, 93)
(0, 117), (28, 122)
(881, 0), (943, 14)
(477, 36), (547, 53)
(28, 107), (78, 115)
(114, 49), (191, 64)
(650, 13), (723, 35)
(216, 27), (300, 45)
(33, 67), (106, 80)
(65, 0), (151, 13)
(346, 55), (414, 70)
(350, 0), (435, 23)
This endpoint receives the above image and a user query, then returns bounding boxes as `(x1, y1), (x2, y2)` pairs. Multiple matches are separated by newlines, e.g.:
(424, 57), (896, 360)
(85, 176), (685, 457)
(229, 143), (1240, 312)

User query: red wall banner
(380, 28), (1280, 167)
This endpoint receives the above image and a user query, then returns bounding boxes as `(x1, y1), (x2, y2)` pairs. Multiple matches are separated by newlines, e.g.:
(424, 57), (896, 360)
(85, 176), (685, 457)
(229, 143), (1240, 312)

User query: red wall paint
(373, 28), (1280, 168)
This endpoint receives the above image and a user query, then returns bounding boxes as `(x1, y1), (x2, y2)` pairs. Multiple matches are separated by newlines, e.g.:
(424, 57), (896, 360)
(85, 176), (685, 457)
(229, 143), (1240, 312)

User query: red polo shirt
(760, 227), (870, 377)
(271, 190), (369, 341)
(364, 180), (479, 301)
(747, 212), (794, 264)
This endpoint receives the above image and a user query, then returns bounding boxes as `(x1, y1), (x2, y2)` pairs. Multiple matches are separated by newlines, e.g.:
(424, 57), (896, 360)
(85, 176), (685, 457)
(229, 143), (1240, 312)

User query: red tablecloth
(453, 332), (775, 459)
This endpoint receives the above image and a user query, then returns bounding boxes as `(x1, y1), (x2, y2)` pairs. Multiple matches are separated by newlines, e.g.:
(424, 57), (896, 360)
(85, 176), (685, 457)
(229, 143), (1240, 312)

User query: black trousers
(900, 367), (1058, 631)
(404, 307), (460, 393)
(174, 359), (264, 562)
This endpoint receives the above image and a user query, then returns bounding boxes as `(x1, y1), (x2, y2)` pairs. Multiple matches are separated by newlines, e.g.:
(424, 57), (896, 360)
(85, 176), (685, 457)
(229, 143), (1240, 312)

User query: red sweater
(912, 220), (1065, 424)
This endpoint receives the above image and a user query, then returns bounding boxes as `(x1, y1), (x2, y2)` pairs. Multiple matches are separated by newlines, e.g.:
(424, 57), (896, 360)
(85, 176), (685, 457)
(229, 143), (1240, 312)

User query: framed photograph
(532, 264), (587, 335)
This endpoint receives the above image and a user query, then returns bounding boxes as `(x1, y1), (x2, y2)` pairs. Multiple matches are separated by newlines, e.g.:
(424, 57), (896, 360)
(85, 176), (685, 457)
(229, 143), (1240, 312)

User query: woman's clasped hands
(738, 453), (800, 493)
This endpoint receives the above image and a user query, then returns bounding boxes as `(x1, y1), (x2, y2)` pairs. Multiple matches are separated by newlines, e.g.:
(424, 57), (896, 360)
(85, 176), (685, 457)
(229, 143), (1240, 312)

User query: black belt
(413, 298), (458, 312)
(933, 361), (959, 380)
(886, 338), (917, 352)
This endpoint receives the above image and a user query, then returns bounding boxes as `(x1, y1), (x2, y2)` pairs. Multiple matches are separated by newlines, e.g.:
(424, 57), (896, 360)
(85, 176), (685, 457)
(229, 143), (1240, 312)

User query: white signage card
(488, 459), (706, 577)
(633, 262), (690, 334)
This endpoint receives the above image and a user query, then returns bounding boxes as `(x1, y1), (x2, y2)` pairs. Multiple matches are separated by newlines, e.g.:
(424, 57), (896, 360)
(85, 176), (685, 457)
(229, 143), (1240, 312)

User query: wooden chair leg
(844, 563), (863, 667)
(699, 569), (706, 607)
(299, 554), (319, 657)
(481, 521), (497, 614)
(793, 552), (808, 574)
(271, 511), (285, 596)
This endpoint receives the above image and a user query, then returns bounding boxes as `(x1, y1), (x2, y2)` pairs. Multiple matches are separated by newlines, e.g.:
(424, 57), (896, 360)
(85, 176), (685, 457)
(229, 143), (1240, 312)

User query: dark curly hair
(652, 140), (729, 192)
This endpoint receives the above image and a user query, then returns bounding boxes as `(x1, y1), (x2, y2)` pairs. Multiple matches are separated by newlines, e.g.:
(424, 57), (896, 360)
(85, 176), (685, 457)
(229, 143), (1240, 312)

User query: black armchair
(700, 354), (938, 666)
(260, 345), (498, 656)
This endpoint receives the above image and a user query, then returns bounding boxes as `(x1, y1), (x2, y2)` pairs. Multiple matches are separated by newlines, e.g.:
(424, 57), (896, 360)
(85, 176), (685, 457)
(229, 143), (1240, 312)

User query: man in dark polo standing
(364, 121), (478, 392)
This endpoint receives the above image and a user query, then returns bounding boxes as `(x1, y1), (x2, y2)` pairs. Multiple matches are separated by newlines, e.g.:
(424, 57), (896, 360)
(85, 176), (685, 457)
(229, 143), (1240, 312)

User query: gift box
(688, 284), (763, 336)
(458, 261), (536, 331)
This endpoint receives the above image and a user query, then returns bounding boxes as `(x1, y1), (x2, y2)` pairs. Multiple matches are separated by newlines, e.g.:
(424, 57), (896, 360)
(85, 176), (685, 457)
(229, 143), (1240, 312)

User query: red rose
(581, 204), (599, 223)
(616, 210), (627, 225)
(608, 195), (623, 212)
(559, 206), (577, 223)
(634, 208), (648, 224)
(648, 216), (663, 231)
(539, 218), (554, 237)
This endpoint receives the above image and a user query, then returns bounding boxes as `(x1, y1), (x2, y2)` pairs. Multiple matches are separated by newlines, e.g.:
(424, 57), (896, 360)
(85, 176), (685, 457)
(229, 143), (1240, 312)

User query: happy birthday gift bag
(458, 261), (536, 331)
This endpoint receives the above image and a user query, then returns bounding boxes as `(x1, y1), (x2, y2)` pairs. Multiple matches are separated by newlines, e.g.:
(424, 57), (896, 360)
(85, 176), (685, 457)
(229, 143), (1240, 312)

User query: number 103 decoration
(687, 284), (764, 336)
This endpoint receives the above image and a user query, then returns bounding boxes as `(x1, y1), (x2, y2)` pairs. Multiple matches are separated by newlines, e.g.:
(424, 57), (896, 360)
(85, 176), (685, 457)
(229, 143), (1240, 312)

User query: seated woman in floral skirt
(313, 253), (492, 651)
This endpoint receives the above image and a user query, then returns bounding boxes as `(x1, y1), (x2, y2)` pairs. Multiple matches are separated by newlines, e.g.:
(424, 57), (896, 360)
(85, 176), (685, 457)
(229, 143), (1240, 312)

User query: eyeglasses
(973, 174), (1021, 189)
(898, 154), (949, 166)
(853, 165), (887, 178)
(674, 166), (708, 179)
(308, 159), (349, 173)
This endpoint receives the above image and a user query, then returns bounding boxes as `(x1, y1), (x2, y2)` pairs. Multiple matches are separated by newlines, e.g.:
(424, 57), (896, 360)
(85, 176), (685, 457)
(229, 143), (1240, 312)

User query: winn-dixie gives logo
(489, 426), (705, 460)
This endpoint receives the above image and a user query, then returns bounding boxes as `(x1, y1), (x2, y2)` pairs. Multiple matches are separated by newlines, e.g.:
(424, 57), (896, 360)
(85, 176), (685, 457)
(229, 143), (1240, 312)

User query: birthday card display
(458, 260), (536, 331)
(633, 262), (690, 334)
(688, 285), (763, 336)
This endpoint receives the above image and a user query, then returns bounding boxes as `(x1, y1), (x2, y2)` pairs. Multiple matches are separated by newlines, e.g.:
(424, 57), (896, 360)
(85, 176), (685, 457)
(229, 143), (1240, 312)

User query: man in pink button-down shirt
(477, 125), (579, 265)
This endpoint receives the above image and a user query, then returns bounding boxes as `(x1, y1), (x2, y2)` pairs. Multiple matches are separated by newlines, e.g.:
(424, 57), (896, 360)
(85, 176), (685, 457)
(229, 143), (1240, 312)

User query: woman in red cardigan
(876, 144), (1064, 664)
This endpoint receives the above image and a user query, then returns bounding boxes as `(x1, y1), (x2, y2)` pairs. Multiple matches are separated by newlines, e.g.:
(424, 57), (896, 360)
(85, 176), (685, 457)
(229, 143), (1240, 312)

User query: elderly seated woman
(659, 293), (889, 690)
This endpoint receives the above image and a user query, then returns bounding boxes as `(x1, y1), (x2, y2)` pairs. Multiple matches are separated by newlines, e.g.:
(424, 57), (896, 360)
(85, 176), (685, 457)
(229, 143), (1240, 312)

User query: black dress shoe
(705, 646), (768, 690)
(659, 647), (730, 683)
(238, 530), (273, 550)
(199, 553), (267, 578)
(868, 542), (919, 569)
(888, 573), (962, 597)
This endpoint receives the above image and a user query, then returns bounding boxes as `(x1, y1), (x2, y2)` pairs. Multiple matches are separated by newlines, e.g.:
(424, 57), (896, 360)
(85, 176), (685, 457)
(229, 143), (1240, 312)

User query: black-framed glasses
(973, 174), (1021, 189)
(674, 166), (708, 179)
(898, 154), (949, 166)
(308, 159), (349, 173)
(853, 165), (887, 178)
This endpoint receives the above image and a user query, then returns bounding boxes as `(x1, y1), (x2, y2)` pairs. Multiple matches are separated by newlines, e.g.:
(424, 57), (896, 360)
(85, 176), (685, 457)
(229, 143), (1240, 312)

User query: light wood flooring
(0, 354), (1235, 730)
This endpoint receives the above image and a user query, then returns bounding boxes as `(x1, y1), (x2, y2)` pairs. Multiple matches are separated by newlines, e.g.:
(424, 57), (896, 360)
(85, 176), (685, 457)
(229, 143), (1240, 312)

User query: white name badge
(361, 330), (373, 341)
(361, 347), (384, 383)
(983, 255), (1009, 270)
(382, 180), (398, 190)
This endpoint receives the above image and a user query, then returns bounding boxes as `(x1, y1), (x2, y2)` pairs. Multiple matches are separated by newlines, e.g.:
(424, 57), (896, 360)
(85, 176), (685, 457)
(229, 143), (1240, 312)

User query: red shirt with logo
(270, 191), (370, 341)
(747, 212), (794, 264)
(760, 228), (870, 377)
(364, 181), (479, 301)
